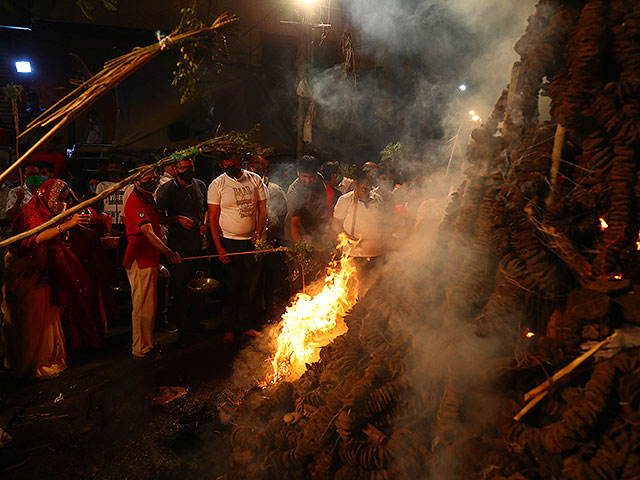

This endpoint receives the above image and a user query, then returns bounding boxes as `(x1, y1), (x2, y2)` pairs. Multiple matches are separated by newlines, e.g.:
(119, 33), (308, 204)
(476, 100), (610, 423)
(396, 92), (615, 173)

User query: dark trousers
(156, 263), (170, 324)
(221, 237), (257, 333)
(168, 250), (206, 335)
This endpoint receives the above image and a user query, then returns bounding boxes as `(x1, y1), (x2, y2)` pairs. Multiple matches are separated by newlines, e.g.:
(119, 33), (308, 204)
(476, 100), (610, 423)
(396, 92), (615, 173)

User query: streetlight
(15, 60), (32, 73)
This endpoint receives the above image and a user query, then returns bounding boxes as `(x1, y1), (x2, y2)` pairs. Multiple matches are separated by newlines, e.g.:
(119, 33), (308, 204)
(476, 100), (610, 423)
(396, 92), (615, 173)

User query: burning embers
(261, 234), (359, 387)
(599, 217), (608, 231)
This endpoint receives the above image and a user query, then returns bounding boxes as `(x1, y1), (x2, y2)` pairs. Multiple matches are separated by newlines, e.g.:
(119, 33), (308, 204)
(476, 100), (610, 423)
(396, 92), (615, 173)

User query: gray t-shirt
(285, 176), (328, 243)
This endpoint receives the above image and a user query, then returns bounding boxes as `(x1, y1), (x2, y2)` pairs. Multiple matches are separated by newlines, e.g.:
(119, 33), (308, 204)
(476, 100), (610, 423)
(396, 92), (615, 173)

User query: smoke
(220, 1), (542, 477)
(311, 0), (537, 170)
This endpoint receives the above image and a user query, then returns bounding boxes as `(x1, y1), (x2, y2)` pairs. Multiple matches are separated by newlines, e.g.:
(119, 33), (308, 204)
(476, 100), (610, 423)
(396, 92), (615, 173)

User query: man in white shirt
(6, 163), (41, 222)
(334, 170), (388, 287)
(208, 154), (266, 342)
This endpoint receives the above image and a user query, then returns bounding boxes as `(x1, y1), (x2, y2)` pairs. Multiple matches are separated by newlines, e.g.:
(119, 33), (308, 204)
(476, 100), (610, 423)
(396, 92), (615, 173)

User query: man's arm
(140, 223), (180, 263)
(207, 204), (229, 263)
(158, 211), (195, 229)
(252, 199), (267, 243)
(291, 215), (303, 243)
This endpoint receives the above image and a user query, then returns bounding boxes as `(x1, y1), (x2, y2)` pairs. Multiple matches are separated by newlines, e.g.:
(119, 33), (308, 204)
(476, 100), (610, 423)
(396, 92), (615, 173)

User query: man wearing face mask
(6, 163), (41, 222)
(123, 170), (181, 358)
(208, 153), (267, 342)
(285, 155), (330, 246)
(156, 157), (208, 340)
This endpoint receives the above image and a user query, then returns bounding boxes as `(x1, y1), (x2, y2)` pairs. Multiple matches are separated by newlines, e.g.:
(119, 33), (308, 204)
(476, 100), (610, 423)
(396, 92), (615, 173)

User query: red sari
(68, 207), (118, 330)
(10, 179), (105, 350)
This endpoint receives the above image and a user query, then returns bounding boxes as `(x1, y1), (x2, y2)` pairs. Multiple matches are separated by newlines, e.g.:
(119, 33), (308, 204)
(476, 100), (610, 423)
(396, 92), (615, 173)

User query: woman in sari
(1, 179), (91, 379)
(68, 205), (119, 332)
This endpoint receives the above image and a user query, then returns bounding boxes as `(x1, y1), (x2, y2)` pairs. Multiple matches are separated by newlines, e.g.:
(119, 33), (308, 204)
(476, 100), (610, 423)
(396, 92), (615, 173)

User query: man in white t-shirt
(208, 154), (267, 342)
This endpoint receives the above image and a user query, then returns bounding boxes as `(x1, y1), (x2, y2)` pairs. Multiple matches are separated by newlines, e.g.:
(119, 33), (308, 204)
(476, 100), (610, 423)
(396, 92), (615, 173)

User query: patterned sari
(1, 180), (104, 378)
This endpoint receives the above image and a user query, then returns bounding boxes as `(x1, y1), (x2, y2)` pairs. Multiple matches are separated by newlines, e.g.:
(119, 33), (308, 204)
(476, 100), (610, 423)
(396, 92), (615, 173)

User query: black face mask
(225, 165), (242, 178)
(177, 169), (195, 183)
(138, 180), (157, 193)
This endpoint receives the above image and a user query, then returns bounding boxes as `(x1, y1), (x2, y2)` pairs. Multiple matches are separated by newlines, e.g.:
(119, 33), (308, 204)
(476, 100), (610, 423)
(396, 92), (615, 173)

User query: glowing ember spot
(612, 274), (623, 280)
(636, 230), (640, 251)
(599, 217), (608, 231)
(261, 234), (359, 387)
(525, 329), (535, 338)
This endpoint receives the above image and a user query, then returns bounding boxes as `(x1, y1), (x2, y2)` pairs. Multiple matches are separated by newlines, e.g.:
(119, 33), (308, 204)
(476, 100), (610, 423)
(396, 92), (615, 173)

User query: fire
(612, 274), (622, 280)
(636, 230), (640, 251)
(599, 217), (608, 231)
(261, 234), (359, 387)
(525, 329), (535, 338)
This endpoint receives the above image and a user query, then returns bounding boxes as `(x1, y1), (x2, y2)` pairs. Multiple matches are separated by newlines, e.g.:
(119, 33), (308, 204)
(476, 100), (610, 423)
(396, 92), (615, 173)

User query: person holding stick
(123, 170), (180, 359)
(333, 168), (387, 287)
(156, 157), (208, 342)
(207, 153), (266, 343)
(2, 179), (92, 378)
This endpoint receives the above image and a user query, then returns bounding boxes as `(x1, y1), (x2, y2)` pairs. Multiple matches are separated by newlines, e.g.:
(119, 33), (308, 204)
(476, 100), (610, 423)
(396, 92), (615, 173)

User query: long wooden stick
(0, 165), (151, 249)
(513, 391), (547, 421)
(181, 247), (287, 260)
(513, 332), (618, 422)
(546, 123), (566, 207)
(523, 332), (618, 402)
(0, 130), (261, 250)
(0, 13), (237, 186)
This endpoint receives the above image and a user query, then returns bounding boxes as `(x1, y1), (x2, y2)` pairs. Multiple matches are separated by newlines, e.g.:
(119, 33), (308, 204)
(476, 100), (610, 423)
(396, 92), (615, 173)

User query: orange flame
(261, 234), (359, 387)
(525, 329), (535, 338)
(599, 217), (608, 231)
(636, 230), (640, 251)
(612, 274), (622, 280)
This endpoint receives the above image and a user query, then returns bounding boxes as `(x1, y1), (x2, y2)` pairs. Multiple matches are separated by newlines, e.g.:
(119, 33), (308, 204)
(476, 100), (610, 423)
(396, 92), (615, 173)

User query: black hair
(297, 155), (319, 174)
(319, 161), (340, 179)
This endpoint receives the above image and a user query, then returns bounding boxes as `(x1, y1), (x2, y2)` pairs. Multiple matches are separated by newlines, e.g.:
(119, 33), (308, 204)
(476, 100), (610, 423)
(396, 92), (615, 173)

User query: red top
(123, 189), (161, 269)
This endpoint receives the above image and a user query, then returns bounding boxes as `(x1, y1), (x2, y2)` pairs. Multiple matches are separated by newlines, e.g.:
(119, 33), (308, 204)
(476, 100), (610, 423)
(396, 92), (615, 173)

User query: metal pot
(187, 271), (220, 296)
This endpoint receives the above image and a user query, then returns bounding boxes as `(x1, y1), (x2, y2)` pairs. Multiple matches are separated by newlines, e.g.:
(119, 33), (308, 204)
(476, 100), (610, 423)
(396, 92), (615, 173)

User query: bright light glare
(459, 84), (467, 91)
(300, 0), (316, 3)
(471, 115), (480, 122)
(468, 110), (476, 115)
(15, 61), (31, 73)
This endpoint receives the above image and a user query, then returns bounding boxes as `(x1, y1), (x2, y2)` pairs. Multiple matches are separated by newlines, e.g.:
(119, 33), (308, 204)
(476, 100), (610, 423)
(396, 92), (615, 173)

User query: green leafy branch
(380, 141), (402, 163)
(171, 2), (234, 104)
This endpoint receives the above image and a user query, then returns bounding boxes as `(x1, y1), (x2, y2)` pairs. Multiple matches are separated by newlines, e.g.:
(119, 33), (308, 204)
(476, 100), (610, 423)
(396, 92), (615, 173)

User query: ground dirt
(0, 325), (246, 480)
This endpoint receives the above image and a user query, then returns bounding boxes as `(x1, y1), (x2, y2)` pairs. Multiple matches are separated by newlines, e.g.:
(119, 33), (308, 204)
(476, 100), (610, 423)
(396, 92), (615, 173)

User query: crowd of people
(0, 140), (438, 379)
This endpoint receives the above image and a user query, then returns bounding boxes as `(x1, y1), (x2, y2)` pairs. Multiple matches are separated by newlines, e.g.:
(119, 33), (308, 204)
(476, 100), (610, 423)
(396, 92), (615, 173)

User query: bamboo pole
(513, 332), (618, 421)
(0, 13), (237, 186)
(523, 332), (617, 402)
(181, 247), (287, 261)
(0, 130), (258, 250)
(546, 123), (566, 207)
(0, 165), (150, 249)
